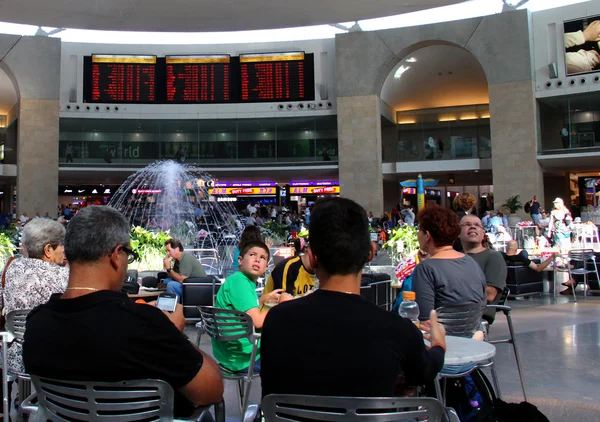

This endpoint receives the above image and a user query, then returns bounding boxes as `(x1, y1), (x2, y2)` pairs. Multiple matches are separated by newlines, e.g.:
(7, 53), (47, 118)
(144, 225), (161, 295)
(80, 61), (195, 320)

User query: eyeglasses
(460, 222), (483, 229)
(121, 246), (139, 264)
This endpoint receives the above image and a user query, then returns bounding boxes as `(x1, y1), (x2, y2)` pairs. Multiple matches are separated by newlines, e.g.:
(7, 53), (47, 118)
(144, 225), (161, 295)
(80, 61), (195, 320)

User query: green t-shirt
(178, 252), (207, 278)
(212, 271), (260, 372)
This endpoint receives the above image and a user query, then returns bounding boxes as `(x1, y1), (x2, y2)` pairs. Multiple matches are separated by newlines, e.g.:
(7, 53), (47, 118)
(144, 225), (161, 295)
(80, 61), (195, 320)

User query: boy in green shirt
(213, 240), (291, 372)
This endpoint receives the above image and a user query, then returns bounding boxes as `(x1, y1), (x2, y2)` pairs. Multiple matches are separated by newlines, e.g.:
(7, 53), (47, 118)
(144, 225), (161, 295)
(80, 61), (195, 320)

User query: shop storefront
(208, 182), (279, 210)
(288, 181), (340, 211)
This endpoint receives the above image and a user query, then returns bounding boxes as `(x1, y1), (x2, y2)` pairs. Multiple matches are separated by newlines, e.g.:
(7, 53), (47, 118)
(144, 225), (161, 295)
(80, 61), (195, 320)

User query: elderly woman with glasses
(0, 218), (69, 373)
(411, 207), (486, 324)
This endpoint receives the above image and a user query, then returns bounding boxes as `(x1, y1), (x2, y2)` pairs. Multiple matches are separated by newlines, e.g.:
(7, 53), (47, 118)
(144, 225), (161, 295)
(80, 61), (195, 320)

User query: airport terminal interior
(1, 0), (600, 421)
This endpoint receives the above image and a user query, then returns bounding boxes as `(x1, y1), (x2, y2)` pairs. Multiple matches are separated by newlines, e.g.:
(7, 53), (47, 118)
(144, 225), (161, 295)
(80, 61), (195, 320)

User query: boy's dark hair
(238, 225), (263, 246)
(239, 240), (270, 259)
(309, 197), (371, 275)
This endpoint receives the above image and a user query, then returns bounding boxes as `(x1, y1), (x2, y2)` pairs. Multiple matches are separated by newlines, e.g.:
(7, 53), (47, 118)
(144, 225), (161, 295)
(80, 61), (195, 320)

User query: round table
(442, 335), (496, 366)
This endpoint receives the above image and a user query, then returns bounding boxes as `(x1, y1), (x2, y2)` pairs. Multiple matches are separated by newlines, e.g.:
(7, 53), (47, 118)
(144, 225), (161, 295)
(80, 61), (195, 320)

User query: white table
(443, 335), (496, 366)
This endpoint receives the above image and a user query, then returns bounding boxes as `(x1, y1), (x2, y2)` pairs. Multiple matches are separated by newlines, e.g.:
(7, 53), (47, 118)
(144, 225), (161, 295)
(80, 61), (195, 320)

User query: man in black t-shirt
(261, 197), (446, 398)
(502, 240), (557, 272)
(23, 206), (223, 417)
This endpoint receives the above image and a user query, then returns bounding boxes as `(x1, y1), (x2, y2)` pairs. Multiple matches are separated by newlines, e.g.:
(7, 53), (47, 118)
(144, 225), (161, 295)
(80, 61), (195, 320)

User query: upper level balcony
(58, 116), (338, 167)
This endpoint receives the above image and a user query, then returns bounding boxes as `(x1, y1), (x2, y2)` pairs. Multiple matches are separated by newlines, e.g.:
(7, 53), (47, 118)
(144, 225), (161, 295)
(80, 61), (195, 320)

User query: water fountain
(108, 161), (242, 271)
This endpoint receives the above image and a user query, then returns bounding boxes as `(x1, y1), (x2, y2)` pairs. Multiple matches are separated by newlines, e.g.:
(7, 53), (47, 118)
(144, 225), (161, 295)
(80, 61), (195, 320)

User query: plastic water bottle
(399, 291), (420, 327)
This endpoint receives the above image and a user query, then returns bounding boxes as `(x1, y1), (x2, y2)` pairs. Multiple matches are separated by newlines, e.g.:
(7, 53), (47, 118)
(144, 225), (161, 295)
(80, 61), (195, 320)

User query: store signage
(217, 197), (238, 202)
(289, 186), (340, 194)
(290, 181), (338, 186)
(209, 187), (276, 195)
(132, 189), (163, 194)
(215, 182), (276, 187)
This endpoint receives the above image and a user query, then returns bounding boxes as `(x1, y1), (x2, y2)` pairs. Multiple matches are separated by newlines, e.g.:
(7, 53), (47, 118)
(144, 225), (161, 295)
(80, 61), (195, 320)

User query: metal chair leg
(241, 377), (254, 418)
(213, 399), (226, 422)
(434, 377), (444, 406)
(488, 360), (502, 400)
(506, 313), (528, 401)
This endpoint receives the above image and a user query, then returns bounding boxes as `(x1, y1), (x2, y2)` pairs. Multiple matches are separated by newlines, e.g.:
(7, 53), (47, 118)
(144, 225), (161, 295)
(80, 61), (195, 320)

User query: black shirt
(502, 252), (531, 267)
(529, 201), (541, 215)
(23, 290), (203, 417)
(260, 289), (444, 398)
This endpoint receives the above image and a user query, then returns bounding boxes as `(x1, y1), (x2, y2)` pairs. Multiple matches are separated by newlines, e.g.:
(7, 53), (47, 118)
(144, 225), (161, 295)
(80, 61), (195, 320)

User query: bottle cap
(402, 291), (416, 301)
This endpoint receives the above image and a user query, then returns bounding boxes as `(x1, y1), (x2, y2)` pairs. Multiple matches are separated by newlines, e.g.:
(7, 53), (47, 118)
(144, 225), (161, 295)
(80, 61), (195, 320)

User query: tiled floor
(189, 286), (600, 421)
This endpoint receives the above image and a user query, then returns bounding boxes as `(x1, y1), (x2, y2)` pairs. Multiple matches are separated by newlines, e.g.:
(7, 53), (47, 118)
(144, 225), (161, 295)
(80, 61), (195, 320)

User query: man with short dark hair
(261, 197), (446, 397)
(163, 237), (207, 301)
(23, 206), (224, 417)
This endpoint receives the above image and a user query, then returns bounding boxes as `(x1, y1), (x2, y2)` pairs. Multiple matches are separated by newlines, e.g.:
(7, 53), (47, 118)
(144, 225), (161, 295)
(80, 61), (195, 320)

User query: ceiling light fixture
(406, 57), (417, 63)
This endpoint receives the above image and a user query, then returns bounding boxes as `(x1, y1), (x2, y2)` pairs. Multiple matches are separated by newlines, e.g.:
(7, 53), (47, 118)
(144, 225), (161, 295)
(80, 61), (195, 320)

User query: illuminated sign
(289, 186), (340, 194)
(217, 197), (238, 202)
(209, 187), (276, 195)
(132, 189), (163, 194)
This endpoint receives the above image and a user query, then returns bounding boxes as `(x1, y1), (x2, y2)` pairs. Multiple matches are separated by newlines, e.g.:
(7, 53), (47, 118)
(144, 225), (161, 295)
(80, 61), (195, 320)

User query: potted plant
(0, 231), (16, 269)
(383, 225), (419, 266)
(502, 195), (523, 227)
(129, 226), (171, 271)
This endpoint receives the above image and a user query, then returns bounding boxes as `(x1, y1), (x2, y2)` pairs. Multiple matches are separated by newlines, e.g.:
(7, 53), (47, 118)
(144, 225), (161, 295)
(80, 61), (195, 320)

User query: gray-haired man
(23, 206), (223, 417)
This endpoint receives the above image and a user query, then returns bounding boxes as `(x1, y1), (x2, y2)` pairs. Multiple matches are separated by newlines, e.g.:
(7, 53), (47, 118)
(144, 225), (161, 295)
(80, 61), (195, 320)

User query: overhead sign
(209, 187), (276, 195)
(289, 186), (340, 194)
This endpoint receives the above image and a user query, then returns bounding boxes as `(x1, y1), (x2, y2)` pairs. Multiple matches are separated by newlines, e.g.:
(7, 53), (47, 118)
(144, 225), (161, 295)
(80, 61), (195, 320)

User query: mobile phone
(156, 293), (178, 312)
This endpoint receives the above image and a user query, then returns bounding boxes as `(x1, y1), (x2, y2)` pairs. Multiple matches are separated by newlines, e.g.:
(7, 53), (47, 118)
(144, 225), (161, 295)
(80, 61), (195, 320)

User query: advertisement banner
(209, 187), (276, 195)
(564, 15), (600, 75)
(289, 186), (340, 194)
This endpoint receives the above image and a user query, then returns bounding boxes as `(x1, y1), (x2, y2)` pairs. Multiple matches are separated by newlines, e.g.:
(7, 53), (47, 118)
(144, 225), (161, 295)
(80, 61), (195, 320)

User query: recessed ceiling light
(394, 65), (410, 79)
(406, 57), (417, 63)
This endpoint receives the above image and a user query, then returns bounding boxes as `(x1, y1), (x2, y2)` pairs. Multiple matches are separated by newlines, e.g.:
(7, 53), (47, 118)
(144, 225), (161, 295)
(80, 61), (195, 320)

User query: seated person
(212, 240), (291, 373)
(538, 211), (550, 237)
(459, 215), (507, 324)
(481, 211), (492, 231)
(489, 211), (505, 233)
(23, 206), (223, 417)
(502, 240), (557, 272)
(412, 207), (487, 321)
(263, 238), (316, 297)
(163, 238), (207, 301)
(232, 226), (263, 269)
(261, 197), (446, 398)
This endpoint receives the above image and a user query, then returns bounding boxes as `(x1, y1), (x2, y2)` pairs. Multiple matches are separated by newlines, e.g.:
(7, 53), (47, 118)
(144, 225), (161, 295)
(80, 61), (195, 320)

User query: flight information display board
(166, 55), (231, 103)
(240, 52), (312, 102)
(85, 55), (157, 103)
(83, 52), (314, 104)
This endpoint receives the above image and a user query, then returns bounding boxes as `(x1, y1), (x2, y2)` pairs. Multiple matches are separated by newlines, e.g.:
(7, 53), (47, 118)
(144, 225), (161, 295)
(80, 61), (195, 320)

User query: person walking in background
(527, 195), (542, 225)
(548, 198), (573, 255)
(401, 205), (415, 226)
(65, 143), (74, 163)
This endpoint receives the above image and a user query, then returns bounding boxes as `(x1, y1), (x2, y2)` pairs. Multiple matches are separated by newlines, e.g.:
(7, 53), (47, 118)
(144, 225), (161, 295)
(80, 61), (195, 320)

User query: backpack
(445, 368), (549, 422)
(523, 202), (531, 213)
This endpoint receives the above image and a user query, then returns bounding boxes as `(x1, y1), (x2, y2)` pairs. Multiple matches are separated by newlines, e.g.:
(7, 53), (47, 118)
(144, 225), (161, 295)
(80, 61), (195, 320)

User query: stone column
(16, 99), (60, 216)
(337, 95), (384, 215)
(489, 80), (543, 218)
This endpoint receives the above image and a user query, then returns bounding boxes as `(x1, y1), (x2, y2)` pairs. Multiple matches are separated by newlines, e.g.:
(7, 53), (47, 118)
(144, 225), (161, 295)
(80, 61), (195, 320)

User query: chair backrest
(496, 286), (510, 306)
(435, 302), (485, 337)
(261, 395), (450, 422)
(30, 376), (175, 421)
(570, 249), (595, 262)
(199, 306), (255, 342)
(182, 277), (221, 319)
(6, 309), (30, 341)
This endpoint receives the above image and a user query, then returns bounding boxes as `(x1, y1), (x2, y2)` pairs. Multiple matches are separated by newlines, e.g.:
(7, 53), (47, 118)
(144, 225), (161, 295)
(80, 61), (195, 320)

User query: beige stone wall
(17, 99), (60, 216)
(489, 80), (543, 218)
(337, 95), (384, 215)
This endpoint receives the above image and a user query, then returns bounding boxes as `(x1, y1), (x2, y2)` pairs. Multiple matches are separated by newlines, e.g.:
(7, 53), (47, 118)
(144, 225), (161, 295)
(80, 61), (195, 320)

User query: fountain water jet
(108, 161), (242, 270)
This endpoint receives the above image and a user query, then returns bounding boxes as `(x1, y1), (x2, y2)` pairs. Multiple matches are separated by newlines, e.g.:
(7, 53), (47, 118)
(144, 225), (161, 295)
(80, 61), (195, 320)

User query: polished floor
(188, 288), (600, 421)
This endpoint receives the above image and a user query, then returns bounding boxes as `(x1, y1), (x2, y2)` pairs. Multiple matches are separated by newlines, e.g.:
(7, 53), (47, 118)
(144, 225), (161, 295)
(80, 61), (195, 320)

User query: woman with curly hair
(453, 192), (477, 218)
(411, 206), (486, 323)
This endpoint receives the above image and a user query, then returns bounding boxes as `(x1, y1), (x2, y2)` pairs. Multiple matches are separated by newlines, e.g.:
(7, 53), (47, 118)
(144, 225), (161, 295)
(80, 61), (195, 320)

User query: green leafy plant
(383, 225), (419, 265)
(297, 229), (309, 238)
(262, 220), (288, 240)
(129, 226), (171, 271)
(0, 231), (16, 269)
(502, 195), (523, 214)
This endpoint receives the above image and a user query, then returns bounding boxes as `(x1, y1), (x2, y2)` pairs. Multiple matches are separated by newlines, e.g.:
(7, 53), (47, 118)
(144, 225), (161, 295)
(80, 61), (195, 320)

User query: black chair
(359, 273), (392, 310)
(182, 276), (221, 322)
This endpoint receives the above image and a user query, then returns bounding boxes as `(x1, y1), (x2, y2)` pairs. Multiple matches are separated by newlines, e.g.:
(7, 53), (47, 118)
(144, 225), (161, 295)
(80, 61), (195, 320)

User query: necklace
(66, 287), (100, 292)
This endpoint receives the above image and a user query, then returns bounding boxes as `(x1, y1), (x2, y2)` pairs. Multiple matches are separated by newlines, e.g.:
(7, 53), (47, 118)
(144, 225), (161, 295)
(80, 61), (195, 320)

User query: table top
(442, 336), (496, 366)
(128, 291), (161, 299)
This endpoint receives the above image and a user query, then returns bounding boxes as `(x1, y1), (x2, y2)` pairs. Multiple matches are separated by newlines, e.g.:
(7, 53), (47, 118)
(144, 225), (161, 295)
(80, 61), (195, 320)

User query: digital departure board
(166, 55), (231, 103)
(240, 52), (310, 102)
(86, 55), (156, 103)
(83, 52), (314, 104)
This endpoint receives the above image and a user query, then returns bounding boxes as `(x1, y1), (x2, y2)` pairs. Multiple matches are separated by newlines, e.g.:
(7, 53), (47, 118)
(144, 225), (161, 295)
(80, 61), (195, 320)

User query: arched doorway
(379, 43), (493, 213)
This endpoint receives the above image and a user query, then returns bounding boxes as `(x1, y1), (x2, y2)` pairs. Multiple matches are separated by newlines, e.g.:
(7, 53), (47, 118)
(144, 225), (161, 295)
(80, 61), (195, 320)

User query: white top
(443, 336), (496, 366)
